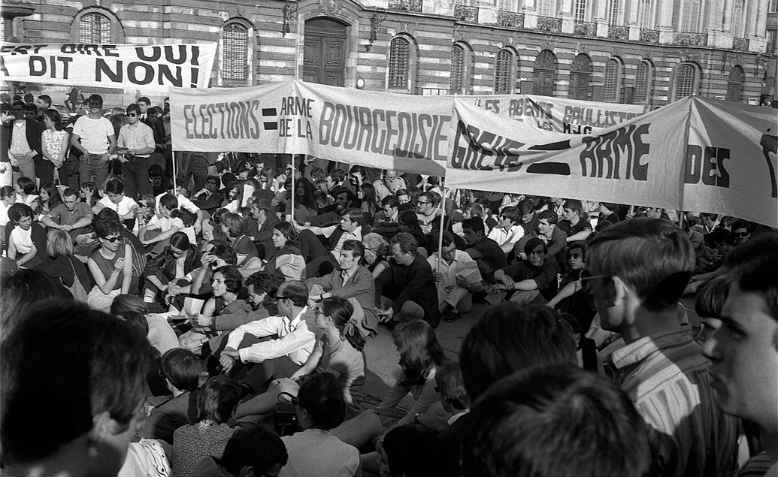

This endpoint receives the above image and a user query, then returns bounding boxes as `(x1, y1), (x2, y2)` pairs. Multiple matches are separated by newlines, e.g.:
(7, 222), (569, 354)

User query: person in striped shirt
(586, 218), (740, 477)
(704, 242), (778, 477)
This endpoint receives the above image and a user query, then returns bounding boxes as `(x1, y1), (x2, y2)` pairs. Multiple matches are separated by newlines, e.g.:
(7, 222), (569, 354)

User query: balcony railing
(454, 4), (479, 23)
(732, 37), (749, 51)
(536, 16), (562, 33)
(388, 0), (423, 12)
(573, 21), (597, 37)
(608, 25), (629, 40)
(640, 28), (659, 43)
(497, 10), (524, 29)
(415, 87), (450, 95)
(673, 32), (708, 47)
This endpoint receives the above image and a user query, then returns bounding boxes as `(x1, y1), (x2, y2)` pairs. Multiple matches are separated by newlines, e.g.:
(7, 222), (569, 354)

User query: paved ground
(359, 297), (701, 401)
(360, 303), (487, 400)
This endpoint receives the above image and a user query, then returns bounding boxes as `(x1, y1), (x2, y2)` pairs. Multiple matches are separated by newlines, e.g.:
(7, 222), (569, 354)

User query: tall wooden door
(303, 17), (347, 86)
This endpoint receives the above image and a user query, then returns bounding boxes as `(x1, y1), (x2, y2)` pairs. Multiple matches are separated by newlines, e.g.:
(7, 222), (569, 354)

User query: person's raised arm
(121, 243), (132, 294)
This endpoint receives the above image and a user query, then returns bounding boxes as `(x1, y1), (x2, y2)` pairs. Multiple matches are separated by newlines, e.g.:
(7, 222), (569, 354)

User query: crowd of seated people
(1, 92), (777, 477)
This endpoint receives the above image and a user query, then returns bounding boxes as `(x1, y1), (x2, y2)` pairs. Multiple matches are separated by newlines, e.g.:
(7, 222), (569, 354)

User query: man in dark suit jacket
(137, 97), (166, 150)
(7, 102), (47, 183)
(377, 232), (440, 327)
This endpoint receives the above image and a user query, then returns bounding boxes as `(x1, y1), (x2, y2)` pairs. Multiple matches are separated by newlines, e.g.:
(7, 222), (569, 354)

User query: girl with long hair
(264, 221), (306, 281)
(331, 320), (448, 449)
(234, 296), (366, 419)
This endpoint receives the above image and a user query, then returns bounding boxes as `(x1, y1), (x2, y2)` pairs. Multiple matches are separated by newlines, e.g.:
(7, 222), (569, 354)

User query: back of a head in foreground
(459, 303), (576, 401)
(0, 299), (154, 468)
(586, 217), (695, 311)
(462, 364), (652, 477)
(220, 425), (288, 477)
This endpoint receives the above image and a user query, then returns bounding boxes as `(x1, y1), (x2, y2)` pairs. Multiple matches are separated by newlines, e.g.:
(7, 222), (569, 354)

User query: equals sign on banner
(262, 108), (278, 130)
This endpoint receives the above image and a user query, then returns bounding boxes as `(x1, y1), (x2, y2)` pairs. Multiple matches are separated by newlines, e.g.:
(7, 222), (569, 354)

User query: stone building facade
(2, 0), (776, 106)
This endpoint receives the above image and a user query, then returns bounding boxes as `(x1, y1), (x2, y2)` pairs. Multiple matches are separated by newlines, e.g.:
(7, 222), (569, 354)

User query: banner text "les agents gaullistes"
(183, 101), (262, 140)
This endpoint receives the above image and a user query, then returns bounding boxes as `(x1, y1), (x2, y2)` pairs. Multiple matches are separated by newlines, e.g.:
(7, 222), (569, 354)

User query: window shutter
(570, 54), (592, 100)
(726, 66), (744, 102)
(494, 49), (512, 94)
(533, 50), (557, 96)
(450, 44), (465, 94)
(675, 63), (696, 98)
(603, 59), (620, 102)
(633, 61), (651, 103)
(223, 23), (249, 81)
(80, 13), (111, 43)
(389, 37), (410, 89)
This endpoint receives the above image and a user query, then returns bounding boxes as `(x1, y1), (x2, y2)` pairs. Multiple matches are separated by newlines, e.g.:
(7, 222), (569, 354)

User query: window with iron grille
(80, 12), (111, 43)
(450, 44), (466, 94)
(731, 0), (745, 37)
(633, 60), (653, 104)
(574, 0), (586, 23)
(726, 65), (745, 102)
(538, 0), (555, 16)
(603, 58), (621, 103)
(637, 0), (652, 28)
(389, 36), (411, 89)
(533, 49), (557, 96)
(494, 49), (513, 94)
(675, 63), (696, 99)
(607, 0), (621, 26)
(222, 23), (249, 81)
(569, 54), (592, 100)
(680, 0), (701, 32)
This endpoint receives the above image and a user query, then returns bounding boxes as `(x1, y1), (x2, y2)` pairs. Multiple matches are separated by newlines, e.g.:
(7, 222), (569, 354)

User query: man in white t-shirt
(71, 94), (116, 191)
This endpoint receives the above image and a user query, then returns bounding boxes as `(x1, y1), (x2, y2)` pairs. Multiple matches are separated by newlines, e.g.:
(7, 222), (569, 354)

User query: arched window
(494, 49), (515, 94)
(569, 54), (592, 100)
(450, 43), (472, 94)
(603, 58), (621, 103)
(222, 21), (249, 82)
(388, 36), (411, 90)
(726, 65), (745, 102)
(731, 0), (745, 37)
(533, 49), (557, 96)
(573, 0), (587, 23)
(633, 60), (654, 104)
(674, 63), (698, 99)
(79, 12), (111, 43)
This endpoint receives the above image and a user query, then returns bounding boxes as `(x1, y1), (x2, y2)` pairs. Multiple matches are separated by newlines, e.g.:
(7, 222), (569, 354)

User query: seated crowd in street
(1, 92), (777, 477)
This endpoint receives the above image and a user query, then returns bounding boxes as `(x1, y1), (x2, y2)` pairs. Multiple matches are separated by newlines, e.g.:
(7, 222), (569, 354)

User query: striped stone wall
(9, 0), (771, 105)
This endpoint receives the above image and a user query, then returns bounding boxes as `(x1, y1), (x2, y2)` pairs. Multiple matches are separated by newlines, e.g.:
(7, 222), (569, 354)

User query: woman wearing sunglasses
(86, 219), (133, 312)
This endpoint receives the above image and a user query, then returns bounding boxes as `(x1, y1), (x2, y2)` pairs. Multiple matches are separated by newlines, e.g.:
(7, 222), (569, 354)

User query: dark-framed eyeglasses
(101, 235), (120, 243)
(127, 113), (138, 117)
(417, 201), (429, 206)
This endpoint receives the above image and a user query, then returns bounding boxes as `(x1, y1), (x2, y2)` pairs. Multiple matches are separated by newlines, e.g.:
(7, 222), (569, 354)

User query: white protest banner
(170, 81), (297, 153)
(447, 96), (778, 227)
(462, 94), (645, 134)
(0, 43), (215, 91)
(682, 98), (777, 227)
(171, 80), (451, 175)
(294, 81), (450, 175)
(446, 96), (690, 211)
